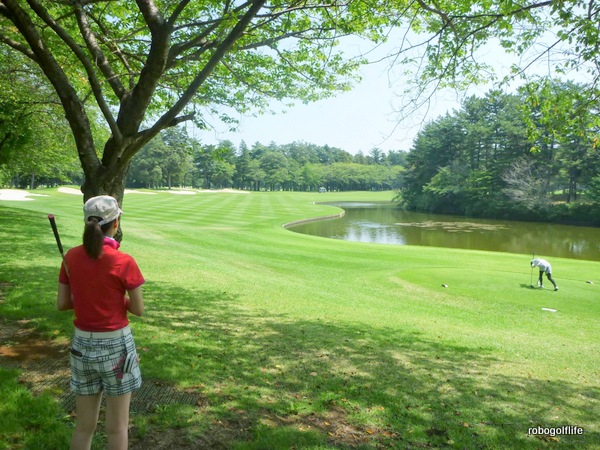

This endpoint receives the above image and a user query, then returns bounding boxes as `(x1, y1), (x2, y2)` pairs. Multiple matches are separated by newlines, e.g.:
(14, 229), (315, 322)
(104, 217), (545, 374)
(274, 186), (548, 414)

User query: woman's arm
(126, 286), (144, 316)
(57, 283), (73, 311)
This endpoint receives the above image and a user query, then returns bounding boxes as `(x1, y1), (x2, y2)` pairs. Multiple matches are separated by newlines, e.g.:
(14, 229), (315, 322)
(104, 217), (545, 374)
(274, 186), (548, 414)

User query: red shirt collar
(103, 236), (120, 250)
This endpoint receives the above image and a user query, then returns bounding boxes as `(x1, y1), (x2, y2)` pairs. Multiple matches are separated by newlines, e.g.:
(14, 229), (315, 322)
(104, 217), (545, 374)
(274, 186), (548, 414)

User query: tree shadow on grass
(134, 281), (600, 449)
(0, 206), (78, 328)
(0, 206), (78, 264)
(1, 273), (598, 448)
(1, 207), (598, 448)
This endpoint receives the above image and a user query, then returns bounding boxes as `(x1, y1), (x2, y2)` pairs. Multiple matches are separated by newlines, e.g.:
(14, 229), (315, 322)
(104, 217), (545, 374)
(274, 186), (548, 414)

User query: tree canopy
(399, 84), (600, 224)
(0, 0), (393, 205)
(1, 0), (599, 227)
(126, 135), (404, 192)
(0, 48), (83, 187)
(389, 1), (600, 105)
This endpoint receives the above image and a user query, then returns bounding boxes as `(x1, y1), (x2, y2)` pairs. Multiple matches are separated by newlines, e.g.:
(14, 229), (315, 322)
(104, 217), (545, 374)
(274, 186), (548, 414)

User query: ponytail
(83, 217), (115, 259)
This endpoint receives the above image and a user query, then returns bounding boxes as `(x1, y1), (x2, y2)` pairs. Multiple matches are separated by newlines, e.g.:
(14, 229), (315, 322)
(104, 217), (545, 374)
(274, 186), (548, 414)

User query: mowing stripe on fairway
(1, 188), (599, 449)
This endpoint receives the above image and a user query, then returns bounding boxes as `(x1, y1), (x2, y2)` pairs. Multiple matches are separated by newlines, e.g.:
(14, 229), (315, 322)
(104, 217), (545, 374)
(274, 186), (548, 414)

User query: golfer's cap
(84, 195), (123, 226)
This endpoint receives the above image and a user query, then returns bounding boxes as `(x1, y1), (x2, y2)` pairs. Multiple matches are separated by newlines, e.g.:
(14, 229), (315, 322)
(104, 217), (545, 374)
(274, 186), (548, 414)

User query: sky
(197, 26), (582, 155)
(198, 56), (470, 155)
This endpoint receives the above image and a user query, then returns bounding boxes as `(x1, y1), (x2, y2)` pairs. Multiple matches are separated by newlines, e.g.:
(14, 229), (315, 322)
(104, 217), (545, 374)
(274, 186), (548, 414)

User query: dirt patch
(130, 415), (253, 450)
(262, 406), (396, 447)
(0, 318), (198, 413)
(0, 321), (67, 362)
(1, 318), (395, 448)
(128, 407), (392, 450)
(130, 430), (200, 449)
(0, 318), (73, 407)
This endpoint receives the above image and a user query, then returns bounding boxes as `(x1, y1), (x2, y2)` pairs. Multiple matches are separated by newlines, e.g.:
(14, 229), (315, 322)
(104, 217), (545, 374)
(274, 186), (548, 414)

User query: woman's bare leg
(105, 393), (132, 450)
(71, 393), (102, 450)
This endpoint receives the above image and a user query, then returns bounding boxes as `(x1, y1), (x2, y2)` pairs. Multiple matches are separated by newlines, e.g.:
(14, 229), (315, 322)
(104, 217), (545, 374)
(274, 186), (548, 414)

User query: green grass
(1, 188), (599, 448)
(0, 369), (71, 449)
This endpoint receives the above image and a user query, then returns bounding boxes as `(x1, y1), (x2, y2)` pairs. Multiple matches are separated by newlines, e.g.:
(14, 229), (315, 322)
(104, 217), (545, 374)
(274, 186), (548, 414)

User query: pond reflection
(288, 202), (600, 261)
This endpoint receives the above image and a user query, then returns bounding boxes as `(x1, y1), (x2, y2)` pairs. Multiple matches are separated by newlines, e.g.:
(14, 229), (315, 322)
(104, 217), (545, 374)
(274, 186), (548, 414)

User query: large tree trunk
(3, 0), (267, 244)
(80, 140), (132, 242)
(81, 164), (129, 204)
(81, 166), (129, 241)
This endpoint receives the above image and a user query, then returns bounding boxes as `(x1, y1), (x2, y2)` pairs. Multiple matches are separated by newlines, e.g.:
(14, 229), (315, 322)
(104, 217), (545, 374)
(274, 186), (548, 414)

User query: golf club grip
(48, 215), (64, 254)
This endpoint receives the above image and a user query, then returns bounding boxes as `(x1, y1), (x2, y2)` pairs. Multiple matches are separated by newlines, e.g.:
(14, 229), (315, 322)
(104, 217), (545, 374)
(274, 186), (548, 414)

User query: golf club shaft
(530, 251), (535, 287)
(531, 265), (534, 285)
(48, 214), (69, 276)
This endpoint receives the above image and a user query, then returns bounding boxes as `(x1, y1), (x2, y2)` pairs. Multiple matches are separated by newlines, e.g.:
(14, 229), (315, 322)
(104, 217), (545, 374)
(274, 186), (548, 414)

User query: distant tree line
(126, 128), (406, 192)
(397, 82), (600, 225)
(0, 50), (93, 189)
(3, 69), (600, 226)
(0, 45), (405, 193)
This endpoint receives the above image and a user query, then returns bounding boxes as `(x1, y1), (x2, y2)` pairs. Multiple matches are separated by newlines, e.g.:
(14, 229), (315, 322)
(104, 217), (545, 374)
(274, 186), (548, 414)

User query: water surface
(288, 202), (600, 261)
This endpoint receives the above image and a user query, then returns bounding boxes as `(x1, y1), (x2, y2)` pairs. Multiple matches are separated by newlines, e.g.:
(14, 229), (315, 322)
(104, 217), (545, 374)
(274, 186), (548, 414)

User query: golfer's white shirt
(532, 258), (551, 273)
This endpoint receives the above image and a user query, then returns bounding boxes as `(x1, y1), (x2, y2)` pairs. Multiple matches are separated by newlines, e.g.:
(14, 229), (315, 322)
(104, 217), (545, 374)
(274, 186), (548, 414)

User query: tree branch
(113, 0), (171, 140)
(167, 3), (250, 67)
(221, 60), (279, 97)
(238, 28), (331, 50)
(448, 1), (553, 21)
(167, 28), (218, 68)
(73, 1), (126, 99)
(1, 0), (101, 175)
(0, 32), (37, 60)
(166, 0), (191, 28)
(124, 0), (268, 164)
(135, 0), (165, 32)
(415, 0), (457, 35)
(24, 0), (121, 142)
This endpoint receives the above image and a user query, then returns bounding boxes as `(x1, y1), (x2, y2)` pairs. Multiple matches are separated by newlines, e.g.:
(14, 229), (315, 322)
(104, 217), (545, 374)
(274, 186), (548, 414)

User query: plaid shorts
(70, 326), (142, 396)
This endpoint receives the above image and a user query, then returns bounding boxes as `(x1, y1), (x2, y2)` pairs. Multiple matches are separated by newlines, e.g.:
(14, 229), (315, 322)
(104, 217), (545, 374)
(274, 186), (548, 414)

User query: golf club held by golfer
(48, 214), (69, 275)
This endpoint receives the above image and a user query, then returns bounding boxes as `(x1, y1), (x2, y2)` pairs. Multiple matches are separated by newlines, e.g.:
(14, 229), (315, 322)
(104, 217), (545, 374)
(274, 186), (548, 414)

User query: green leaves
(401, 83), (600, 215)
(0, 0), (400, 198)
(3, 0), (597, 204)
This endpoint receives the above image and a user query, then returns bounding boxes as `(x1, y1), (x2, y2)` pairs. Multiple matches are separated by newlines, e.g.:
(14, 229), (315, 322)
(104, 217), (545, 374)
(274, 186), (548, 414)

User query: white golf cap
(83, 195), (123, 226)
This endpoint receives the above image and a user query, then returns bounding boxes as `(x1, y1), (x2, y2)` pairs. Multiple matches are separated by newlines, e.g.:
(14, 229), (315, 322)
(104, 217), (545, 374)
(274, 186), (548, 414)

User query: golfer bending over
(531, 258), (558, 291)
(57, 195), (145, 450)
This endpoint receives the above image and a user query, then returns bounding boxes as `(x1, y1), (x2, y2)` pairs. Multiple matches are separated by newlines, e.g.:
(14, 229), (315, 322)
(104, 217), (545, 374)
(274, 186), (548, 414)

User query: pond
(288, 202), (600, 261)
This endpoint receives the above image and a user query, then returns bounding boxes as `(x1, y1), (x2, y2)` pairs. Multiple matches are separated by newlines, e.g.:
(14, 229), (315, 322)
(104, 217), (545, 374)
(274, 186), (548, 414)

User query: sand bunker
(165, 189), (250, 194)
(57, 187), (82, 195)
(0, 189), (49, 201)
(166, 190), (196, 195)
(0, 187), (250, 202)
(124, 190), (156, 195)
(197, 188), (250, 194)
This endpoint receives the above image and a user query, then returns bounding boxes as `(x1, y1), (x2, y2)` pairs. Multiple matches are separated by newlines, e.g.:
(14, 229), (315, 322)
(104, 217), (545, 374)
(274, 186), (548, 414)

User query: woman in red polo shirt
(57, 195), (145, 450)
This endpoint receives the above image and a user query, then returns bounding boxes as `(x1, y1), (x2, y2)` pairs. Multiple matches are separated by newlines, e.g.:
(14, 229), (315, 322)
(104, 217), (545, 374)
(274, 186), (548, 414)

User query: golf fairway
(0, 188), (598, 449)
